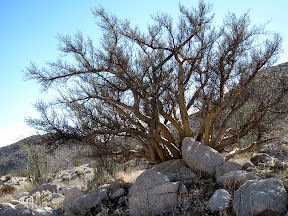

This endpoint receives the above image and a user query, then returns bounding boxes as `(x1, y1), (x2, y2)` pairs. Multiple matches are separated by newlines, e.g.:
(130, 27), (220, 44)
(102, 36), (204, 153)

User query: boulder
(15, 192), (29, 201)
(29, 183), (57, 196)
(215, 161), (242, 179)
(207, 189), (231, 213)
(182, 138), (224, 177)
(71, 187), (108, 215)
(14, 202), (53, 216)
(151, 159), (198, 182)
(0, 203), (16, 216)
(129, 170), (179, 216)
(242, 162), (255, 170)
(233, 178), (288, 216)
(128, 170), (170, 196)
(32, 207), (54, 216)
(118, 196), (128, 205)
(110, 188), (125, 199)
(250, 153), (273, 166)
(178, 166), (198, 181)
(58, 186), (73, 195)
(151, 159), (187, 173)
(62, 187), (84, 212)
(15, 202), (38, 210)
(216, 170), (262, 187)
(50, 193), (65, 205)
(107, 181), (122, 193)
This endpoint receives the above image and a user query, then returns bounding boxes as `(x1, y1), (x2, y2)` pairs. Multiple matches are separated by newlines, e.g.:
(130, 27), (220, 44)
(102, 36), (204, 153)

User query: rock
(15, 191), (29, 201)
(110, 188), (125, 199)
(182, 138), (224, 177)
(151, 159), (187, 173)
(118, 196), (128, 205)
(162, 172), (178, 181)
(71, 187), (108, 215)
(62, 187), (84, 212)
(216, 170), (262, 187)
(107, 181), (122, 193)
(9, 200), (21, 205)
(233, 178), (288, 216)
(151, 159), (198, 182)
(273, 161), (287, 170)
(242, 162), (255, 170)
(120, 182), (133, 191)
(0, 203), (16, 216)
(129, 170), (179, 216)
(250, 153), (272, 166)
(16, 202), (38, 210)
(29, 183), (57, 196)
(177, 166), (198, 182)
(15, 202), (50, 216)
(118, 196), (128, 206)
(58, 186), (73, 195)
(207, 189), (231, 213)
(128, 170), (170, 196)
(51, 193), (65, 200)
(215, 161), (242, 179)
(32, 207), (54, 216)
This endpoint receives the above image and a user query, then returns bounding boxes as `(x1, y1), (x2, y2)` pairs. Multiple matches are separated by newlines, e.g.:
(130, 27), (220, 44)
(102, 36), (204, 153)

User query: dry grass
(116, 170), (144, 183)
(0, 194), (14, 203)
(230, 152), (254, 165)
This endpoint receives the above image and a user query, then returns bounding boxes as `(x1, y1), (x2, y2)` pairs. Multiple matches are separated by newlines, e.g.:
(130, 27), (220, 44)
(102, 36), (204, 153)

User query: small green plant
(16, 170), (29, 178)
(73, 158), (83, 167)
(0, 184), (16, 195)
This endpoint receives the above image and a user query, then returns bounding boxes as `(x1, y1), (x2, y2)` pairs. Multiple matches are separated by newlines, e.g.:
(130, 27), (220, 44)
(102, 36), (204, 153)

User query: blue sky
(0, 0), (287, 147)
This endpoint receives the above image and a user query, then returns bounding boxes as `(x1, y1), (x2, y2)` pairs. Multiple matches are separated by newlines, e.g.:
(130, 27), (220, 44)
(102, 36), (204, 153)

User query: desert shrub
(17, 170), (29, 178)
(0, 184), (16, 195)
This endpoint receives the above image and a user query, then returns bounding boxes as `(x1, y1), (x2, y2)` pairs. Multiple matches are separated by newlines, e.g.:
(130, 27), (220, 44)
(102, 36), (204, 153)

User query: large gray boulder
(215, 161), (242, 179)
(182, 138), (224, 177)
(207, 189), (231, 213)
(62, 187), (84, 212)
(233, 178), (288, 216)
(71, 187), (108, 215)
(0, 203), (16, 216)
(216, 170), (262, 187)
(129, 170), (179, 216)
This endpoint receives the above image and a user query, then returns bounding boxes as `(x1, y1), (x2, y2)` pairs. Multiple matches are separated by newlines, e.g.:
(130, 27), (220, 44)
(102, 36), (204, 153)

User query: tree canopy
(26, 1), (287, 163)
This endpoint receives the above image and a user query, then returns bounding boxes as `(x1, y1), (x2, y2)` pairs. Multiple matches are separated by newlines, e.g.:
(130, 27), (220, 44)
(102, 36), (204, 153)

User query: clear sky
(0, 0), (287, 147)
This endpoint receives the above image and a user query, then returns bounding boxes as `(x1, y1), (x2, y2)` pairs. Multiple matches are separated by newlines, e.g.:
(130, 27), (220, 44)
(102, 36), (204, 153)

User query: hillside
(0, 141), (27, 176)
(0, 135), (91, 176)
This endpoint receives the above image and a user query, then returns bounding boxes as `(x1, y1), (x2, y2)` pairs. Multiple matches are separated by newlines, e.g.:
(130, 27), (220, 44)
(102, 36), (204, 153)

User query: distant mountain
(0, 140), (28, 176)
(0, 135), (91, 176)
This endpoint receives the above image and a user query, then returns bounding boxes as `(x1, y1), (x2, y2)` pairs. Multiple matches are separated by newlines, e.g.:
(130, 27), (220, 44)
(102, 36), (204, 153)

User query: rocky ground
(0, 136), (288, 216)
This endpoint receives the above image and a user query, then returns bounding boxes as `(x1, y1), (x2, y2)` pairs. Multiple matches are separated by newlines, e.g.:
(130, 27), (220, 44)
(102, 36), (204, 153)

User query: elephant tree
(26, 1), (287, 163)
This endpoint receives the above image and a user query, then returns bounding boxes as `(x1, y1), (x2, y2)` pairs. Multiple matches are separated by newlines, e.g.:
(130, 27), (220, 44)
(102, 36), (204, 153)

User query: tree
(26, 1), (287, 164)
